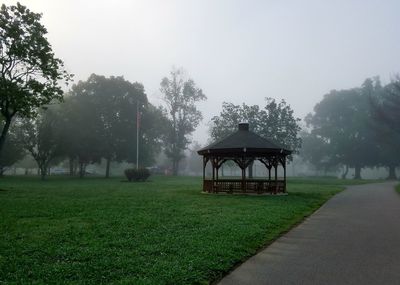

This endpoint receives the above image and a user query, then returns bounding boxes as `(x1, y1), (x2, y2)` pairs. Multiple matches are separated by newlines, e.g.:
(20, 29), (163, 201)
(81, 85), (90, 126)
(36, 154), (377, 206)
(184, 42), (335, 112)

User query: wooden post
(274, 161), (278, 194)
(242, 167), (246, 192)
(216, 159), (219, 181)
(283, 156), (286, 193)
(212, 158), (215, 193)
(202, 157), (206, 192)
(241, 158), (246, 192)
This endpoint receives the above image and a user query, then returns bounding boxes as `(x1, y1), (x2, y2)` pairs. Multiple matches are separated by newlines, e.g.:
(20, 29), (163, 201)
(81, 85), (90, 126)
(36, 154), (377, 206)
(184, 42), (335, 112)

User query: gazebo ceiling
(198, 123), (292, 156)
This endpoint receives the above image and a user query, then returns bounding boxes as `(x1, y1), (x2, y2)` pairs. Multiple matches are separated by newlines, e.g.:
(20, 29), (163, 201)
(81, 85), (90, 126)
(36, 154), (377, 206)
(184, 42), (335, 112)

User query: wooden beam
(283, 156), (287, 193)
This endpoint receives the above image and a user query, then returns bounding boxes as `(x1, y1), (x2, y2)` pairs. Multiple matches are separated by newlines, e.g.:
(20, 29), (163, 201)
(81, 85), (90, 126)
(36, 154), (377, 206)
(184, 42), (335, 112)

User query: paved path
(219, 182), (400, 285)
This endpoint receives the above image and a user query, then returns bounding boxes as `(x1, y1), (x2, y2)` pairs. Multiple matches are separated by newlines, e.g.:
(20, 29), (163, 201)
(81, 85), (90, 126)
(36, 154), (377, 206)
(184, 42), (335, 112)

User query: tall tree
(210, 99), (301, 178)
(160, 68), (206, 175)
(60, 74), (167, 177)
(17, 108), (62, 180)
(299, 130), (337, 176)
(372, 77), (400, 135)
(369, 77), (400, 179)
(0, 3), (72, 157)
(306, 87), (379, 179)
(210, 99), (302, 153)
(56, 94), (102, 177)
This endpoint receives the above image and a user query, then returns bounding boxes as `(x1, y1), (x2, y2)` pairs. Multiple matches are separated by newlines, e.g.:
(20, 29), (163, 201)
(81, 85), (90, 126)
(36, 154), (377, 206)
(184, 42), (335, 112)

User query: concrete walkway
(219, 182), (400, 285)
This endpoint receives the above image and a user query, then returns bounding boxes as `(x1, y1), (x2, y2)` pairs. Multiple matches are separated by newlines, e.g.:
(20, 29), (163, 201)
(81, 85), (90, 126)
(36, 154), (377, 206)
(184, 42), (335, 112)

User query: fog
(3, 0), (399, 144)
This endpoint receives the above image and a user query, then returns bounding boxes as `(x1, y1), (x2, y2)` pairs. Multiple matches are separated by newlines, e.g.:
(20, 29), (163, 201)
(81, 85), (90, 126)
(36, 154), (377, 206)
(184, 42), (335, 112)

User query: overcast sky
(5, 0), (400, 144)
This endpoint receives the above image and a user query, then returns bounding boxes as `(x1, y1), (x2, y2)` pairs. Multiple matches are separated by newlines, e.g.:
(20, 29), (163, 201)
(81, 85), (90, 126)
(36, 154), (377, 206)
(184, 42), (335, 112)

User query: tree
(0, 3), (72, 157)
(299, 130), (338, 176)
(160, 68), (206, 175)
(184, 141), (203, 175)
(372, 77), (400, 135)
(306, 86), (379, 179)
(59, 74), (167, 178)
(17, 108), (62, 180)
(369, 77), (400, 179)
(210, 99), (302, 153)
(210, 99), (301, 178)
(56, 93), (103, 177)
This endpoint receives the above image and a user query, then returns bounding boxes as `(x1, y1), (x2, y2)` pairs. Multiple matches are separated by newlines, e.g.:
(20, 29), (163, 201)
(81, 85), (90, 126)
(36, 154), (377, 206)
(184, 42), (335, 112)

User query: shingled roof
(198, 123), (292, 156)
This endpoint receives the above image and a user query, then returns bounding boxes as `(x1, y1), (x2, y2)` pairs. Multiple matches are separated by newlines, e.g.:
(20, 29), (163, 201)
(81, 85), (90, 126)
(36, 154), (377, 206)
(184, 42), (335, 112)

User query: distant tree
(56, 94), (103, 177)
(299, 131), (337, 176)
(210, 99), (301, 178)
(369, 77), (400, 179)
(17, 108), (62, 180)
(0, 3), (72, 157)
(372, 77), (400, 135)
(185, 141), (203, 175)
(60, 74), (167, 178)
(160, 68), (206, 175)
(306, 86), (379, 179)
(13, 154), (37, 175)
(210, 99), (302, 153)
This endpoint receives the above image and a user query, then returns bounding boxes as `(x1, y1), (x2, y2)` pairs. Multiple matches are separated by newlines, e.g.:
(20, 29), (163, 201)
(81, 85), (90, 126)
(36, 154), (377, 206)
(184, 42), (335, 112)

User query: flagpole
(136, 100), (139, 170)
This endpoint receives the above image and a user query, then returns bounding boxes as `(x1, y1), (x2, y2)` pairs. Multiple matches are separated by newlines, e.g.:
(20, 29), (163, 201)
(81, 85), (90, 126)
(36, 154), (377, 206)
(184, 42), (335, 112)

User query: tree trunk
(248, 161), (254, 178)
(0, 117), (12, 157)
(40, 164), (47, 181)
(354, 165), (362, 179)
(387, 165), (397, 180)
(172, 159), (179, 176)
(79, 162), (85, 178)
(69, 157), (74, 176)
(105, 158), (111, 178)
(341, 165), (349, 179)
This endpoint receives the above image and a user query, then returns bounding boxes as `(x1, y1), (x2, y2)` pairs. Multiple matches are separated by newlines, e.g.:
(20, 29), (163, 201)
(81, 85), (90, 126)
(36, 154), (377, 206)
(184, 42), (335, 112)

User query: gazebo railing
(203, 179), (286, 194)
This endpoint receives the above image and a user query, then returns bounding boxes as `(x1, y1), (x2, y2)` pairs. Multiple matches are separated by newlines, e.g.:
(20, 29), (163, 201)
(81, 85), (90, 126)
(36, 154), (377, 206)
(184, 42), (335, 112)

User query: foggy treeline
(2, 74), (400, 180)
(0, 70), (206, 179)
(1, 3), (399, 181)
(300, 77), (400, 180)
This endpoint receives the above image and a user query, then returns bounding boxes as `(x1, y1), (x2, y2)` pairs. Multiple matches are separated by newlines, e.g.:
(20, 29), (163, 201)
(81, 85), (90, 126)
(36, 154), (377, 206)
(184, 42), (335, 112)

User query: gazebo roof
(198, 123), (292, 156)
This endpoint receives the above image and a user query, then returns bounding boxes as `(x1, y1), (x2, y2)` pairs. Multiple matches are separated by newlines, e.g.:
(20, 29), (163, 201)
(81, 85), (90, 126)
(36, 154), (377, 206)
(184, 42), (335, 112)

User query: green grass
(396, 184), (400, 194)
(0, 176), (372, 284)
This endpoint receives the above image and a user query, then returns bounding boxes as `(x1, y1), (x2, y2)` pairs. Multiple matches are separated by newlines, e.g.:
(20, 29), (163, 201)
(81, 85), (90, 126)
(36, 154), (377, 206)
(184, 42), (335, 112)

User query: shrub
(124, 168), (151, 182)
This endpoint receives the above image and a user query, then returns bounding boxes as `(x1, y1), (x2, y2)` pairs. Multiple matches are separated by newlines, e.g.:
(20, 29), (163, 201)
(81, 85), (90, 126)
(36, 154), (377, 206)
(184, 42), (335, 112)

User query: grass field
(0, 176), (372, 284)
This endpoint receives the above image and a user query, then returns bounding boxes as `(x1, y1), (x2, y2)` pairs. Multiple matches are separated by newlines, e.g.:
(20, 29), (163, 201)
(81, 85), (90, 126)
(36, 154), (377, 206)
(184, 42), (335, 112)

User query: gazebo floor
(203, 179), (286, 194)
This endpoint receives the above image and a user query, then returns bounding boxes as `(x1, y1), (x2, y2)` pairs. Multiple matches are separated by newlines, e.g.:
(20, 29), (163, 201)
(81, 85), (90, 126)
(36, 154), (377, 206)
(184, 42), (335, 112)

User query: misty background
(4, 0), (400, 144)
(1, 0), (400, 180)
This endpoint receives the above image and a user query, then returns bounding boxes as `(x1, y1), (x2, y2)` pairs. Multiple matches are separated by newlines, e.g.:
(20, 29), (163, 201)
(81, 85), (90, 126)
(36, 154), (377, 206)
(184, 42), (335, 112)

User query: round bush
(124, 168), (151, 182)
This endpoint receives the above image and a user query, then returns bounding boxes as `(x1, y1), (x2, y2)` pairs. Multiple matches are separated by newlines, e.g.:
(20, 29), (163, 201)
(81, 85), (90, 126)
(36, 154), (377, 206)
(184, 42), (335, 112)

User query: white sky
(4, 0), (400, 144)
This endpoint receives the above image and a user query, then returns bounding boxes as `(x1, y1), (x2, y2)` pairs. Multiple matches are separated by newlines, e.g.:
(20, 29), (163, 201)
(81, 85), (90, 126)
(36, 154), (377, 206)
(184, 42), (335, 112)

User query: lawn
(0, 176), (370, 284)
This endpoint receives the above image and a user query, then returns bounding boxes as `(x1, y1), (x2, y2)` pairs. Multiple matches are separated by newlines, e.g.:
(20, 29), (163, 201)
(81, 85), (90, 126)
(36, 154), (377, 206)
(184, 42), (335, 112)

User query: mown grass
(0, 176), (371, 284)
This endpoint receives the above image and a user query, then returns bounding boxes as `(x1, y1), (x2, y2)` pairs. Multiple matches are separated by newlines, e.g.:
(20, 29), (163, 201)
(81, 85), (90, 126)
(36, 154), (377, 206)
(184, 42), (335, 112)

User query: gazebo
(197, 123), (292, 194)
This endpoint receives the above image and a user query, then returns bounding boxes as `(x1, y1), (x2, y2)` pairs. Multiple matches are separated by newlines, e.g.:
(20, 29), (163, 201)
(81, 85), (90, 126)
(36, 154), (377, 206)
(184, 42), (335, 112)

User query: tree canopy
(304, 77), (400, 179)
(59, 74), (167, 177)
(0, 2), (71, 156)
(160, 68), (206, 175)
(210, 98), (302, 155)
